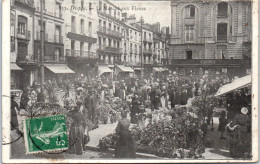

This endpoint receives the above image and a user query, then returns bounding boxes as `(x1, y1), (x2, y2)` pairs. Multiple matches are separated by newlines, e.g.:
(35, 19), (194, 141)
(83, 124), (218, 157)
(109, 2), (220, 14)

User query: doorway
(186, 51), (192, 59)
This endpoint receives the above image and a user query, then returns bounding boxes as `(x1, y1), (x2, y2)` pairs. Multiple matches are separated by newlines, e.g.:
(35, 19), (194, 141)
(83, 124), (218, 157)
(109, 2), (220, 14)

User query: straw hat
(241, 107), (248, 115)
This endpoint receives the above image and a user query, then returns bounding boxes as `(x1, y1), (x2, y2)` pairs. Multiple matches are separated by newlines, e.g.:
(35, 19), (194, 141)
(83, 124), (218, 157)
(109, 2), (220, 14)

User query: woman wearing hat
(114, 110), (136, 158)
(227, 107), (250, 158)
(67, 101), (86, 155)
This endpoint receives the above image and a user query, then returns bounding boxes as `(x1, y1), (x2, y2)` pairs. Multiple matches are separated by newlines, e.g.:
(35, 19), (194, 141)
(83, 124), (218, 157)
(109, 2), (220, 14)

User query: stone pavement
(87, 122), (118, 147)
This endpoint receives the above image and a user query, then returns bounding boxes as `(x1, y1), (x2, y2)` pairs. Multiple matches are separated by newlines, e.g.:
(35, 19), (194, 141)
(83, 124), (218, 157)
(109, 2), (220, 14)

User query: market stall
(215, 75), (251, 97)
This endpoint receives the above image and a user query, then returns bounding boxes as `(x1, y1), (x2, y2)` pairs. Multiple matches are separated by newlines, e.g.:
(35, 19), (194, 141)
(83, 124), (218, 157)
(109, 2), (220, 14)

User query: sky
(112, 1), (171, 27)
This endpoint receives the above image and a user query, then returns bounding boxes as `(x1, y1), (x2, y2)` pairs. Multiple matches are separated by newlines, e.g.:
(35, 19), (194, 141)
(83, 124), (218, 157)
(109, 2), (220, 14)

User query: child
(218, 111), (228, 139)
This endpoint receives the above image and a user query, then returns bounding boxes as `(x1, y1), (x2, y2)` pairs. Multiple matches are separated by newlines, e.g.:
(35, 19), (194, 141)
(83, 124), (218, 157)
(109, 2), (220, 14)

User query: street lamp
(138, 16), (144, 80)
(40, 0), (45, 92)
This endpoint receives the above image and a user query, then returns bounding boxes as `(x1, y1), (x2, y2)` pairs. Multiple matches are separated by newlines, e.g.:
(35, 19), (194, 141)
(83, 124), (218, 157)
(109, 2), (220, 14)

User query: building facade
(169, 0), (251, 77)
(34, 0), (68, 82)
(97, 0), (123, 66)
(63, 0), (98, 78)
(11, 0), (35, 89)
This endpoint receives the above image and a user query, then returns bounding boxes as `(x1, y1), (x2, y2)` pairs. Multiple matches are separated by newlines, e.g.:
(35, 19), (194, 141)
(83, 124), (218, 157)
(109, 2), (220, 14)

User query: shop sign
(200, 60), (216, 64)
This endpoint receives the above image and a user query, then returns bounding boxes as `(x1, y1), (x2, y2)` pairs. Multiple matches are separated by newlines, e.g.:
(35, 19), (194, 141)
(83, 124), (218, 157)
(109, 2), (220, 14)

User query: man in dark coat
(11, 94), (21, 134)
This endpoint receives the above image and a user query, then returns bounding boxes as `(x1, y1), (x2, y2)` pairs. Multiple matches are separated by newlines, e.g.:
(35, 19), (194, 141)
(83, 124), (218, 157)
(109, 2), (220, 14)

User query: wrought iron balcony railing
(17, 29), (31, 40)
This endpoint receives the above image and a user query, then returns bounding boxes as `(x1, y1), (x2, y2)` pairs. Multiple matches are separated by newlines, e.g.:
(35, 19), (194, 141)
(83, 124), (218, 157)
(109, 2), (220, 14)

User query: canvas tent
(215, 75), (251, 97)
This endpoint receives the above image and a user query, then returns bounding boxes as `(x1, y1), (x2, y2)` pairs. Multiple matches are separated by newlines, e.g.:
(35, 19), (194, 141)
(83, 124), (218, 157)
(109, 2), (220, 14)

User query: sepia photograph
(2, 0), (258, 163)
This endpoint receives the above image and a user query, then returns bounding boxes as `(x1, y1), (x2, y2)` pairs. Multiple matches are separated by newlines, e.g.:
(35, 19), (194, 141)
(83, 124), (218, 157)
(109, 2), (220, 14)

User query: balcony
(143, 37), (153, 43)
(35, 32), (63, 44)
(66, 49), (97, 59)
(143, 49), (153, 54)
(14, 0), (34, 8)
(35, 32), (48, 41)
(97, 26), (122, 38)
(54, 35), (63, 44)
(55, 12), (62, 19)
(17, 29), (31, 40)
(44, 55), (65, 63)
(217, 35), (227, 42)
(98, 45), (122, 54)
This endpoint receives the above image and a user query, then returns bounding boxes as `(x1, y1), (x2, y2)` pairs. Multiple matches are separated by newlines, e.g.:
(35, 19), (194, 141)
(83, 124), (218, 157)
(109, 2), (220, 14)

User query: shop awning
(98, 66), (113, 76)
(45, 65), (75, 74)
(11, 63), (23, 70)
(116, 65), (134, 73)
(153, 67), (161, 72)
(215, 75), (251, 97)
(134, 68), (141, 71)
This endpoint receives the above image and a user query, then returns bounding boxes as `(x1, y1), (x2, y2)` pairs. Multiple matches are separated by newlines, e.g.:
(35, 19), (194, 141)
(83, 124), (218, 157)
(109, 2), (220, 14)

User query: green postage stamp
(23, 115), (68, 154)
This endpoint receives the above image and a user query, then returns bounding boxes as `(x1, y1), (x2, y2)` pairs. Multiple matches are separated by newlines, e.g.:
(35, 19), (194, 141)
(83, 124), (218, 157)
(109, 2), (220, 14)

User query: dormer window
(185, 5), (195, 18)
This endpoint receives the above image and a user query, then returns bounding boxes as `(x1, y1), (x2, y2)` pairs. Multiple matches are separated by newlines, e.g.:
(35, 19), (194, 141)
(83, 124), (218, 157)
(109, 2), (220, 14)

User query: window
(216, 45), (227, 59)
(55, 3), (61, 18)
(41, 0), (46, 10)
(88, 43), (92, 52)
(185, 25), (194, 42)
(118, 12), (120, 19)
(18, 16), (27, 35)
(217, 23), (227, 42)
(88, 21), (92, 36)
(109, 7), (112, 15)
(55, 25), (61, 43)
(218, 2), (228, 17)
(81, 0), (84, 8)
(99, 1), (102, 11)
(98, 37), (101, 48)
(108, 39), (111, 47)
(114, 10), (116, 17)
(130, 30), (132, 39)
(103, 38), (106, 46)
(185, 5), (195, 18)
(89, 3), (92, 11)
(104, 4), (107, 11)
(80, 19), (84, 34)
(55, 48), (61, 62)
(72, 0), (75, 5)
(99, 19), (102, 26)
(71, 40), (75, 50)
(186, 51), (192, 59)
(103, 21), (106, 28)
(113, 40), (116, 47)
(80, 42), (84, 56)
(17, 42), (28, 60)
(71, 16), (76, 33)
(108, 23), (111, 30)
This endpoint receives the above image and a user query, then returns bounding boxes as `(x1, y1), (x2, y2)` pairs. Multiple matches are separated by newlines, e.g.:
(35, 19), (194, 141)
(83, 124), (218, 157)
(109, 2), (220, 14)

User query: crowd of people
(10, 71), (252, 158)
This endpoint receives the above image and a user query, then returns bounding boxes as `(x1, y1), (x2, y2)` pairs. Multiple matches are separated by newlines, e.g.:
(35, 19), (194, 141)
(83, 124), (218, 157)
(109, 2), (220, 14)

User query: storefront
(169, 59), (251, 78)
(115, 65), (134, 79)
(44, 64), (75, 84)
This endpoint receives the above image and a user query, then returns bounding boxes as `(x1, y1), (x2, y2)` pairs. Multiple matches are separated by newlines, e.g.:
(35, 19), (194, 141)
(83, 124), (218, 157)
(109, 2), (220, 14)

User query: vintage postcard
(2, 0), (258, 163)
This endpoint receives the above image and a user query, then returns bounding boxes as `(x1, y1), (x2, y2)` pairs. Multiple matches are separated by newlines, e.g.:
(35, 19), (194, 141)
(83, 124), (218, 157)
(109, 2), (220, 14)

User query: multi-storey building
(97, 0), (123, 66)
(63, 0), (98, 78)
(33, 0), (72, 82)
(123, 23), (141, 66)
(11, 0), (35, 89)
(169, 0), (252, 77)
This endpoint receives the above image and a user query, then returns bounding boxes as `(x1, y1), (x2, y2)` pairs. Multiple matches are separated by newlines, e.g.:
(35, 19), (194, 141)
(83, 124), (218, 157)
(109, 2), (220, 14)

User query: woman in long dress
(67, 101), (86, 155)
(114, 111), (136, 158)
(227, 107), (250, 158)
